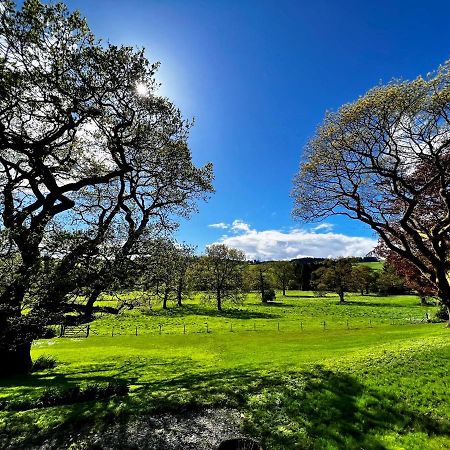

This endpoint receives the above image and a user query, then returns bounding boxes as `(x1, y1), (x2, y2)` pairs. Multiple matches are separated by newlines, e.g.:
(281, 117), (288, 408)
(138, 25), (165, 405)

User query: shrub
(262, 288), (276, 302)
(40, 326), (57, 339)
(38, 381), (129, 407)
(434, 304), (449, 322)
(31, 355), (57, 372)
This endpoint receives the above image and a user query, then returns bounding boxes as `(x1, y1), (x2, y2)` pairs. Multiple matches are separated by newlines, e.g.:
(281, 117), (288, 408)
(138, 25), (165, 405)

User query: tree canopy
(0, 0), (213, 374)
(293, 60), (450, 320)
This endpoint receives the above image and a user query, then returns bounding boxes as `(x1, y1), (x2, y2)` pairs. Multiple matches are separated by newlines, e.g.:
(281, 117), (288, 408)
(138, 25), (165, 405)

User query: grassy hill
(356, 261), (384, 271)
(1, 291), (448, 449)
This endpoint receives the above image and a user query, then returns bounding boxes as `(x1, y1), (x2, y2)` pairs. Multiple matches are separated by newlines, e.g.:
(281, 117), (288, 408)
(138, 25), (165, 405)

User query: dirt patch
(34, 408), (248, 450)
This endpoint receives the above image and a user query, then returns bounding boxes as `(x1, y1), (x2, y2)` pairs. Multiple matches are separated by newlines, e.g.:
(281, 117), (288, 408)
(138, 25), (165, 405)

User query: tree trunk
(338, 288), (345, 303)
(282, 283), (286, 296)
(217, 289), (222, 311)
(420, 296), (427, 306)
(361, 289), (364, 296)
(437, 281), (450, 328)
(0, 342), (32, 376)
(163, 287), (169, 310)
(84, 286), (103, 321)
(177, 277), (183, 307)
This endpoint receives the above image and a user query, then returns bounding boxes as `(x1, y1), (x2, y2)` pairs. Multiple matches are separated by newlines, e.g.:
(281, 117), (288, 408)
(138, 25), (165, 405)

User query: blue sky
(61, 0), (450, 259)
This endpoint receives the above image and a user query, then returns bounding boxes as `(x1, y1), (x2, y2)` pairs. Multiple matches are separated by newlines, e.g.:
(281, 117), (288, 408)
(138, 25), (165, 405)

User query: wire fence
(59, 315), (434, 338)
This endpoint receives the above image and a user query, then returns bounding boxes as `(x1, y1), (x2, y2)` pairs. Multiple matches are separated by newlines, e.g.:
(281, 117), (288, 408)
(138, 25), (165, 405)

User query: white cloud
(208, 222), (229, 229)
(231, 219), (251, 233)
(313, 223), (334, 232)
(210, 221), (376, 261)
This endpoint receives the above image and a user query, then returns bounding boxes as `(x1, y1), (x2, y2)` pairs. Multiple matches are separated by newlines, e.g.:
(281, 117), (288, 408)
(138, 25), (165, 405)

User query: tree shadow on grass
(137, 366), (450, 450)
(344, 300), (422, 308)
(283, 294), (316, 298)
(2, 363), (449, 449)
(146, 304), (281, 320)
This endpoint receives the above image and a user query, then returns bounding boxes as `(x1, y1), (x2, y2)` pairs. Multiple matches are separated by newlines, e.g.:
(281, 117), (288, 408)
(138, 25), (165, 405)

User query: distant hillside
(356, 261), (384, 271)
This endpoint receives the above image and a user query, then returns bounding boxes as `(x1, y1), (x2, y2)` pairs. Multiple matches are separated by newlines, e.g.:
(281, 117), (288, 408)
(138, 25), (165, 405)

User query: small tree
(351, 265), (376, 296)
(311, 259), (354, 303)
(271, 261), (295, 296)
(200, 244), (246, 311)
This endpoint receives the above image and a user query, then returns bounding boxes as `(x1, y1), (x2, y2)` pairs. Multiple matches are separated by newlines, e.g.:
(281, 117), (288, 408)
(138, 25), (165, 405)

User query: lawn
(0, 292), (449, 449)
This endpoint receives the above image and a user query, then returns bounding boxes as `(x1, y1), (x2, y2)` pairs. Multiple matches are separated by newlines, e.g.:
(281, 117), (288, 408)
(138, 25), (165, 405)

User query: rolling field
(1, 292), (449, 449)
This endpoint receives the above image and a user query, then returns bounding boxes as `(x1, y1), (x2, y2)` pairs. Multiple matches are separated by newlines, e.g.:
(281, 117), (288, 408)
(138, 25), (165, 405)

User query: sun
(135, 82), (149, 97)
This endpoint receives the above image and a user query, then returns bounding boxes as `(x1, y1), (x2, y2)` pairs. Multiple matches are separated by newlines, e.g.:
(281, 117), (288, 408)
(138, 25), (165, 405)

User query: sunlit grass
(0, 291), (448, 449)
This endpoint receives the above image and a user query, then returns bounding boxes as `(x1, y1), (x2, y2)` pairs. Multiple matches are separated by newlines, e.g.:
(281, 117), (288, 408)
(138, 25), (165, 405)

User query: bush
(262, 288), (276, 302)
(434, 304), (449, 322)
(40, 326), (57, 339)
(31, 355), (57, 372)
(38, 381), (129, 407)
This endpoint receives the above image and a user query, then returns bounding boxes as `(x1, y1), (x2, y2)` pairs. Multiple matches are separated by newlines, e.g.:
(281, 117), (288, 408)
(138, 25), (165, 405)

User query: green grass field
(356, 261), (384, 271)
(1, 291), (449, 449)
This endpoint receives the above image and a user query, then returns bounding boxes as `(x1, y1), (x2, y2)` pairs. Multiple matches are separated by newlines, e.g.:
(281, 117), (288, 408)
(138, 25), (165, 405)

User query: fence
(59, 324), (91, 338)
(72, 315), (432, 338)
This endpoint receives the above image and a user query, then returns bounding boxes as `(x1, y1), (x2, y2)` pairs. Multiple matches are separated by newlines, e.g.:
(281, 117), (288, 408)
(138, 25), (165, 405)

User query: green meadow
(1, 292), (449, 449)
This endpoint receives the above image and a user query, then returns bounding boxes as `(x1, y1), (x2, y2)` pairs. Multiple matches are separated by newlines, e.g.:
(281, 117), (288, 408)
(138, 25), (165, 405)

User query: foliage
(376, 241), (437, 302)
(0, 0), (213, 374)
(376, 263), (408, 295)
(292, 60), (450, 318)
(137, 238), (195, 309)
(311, 258), (354, 302)
(196, 244), (246, 311)
(31, 355), (57, 372)
(261, 287), (276, 303)
(351, 265), (377, 295)
(270, 261), (295, 296)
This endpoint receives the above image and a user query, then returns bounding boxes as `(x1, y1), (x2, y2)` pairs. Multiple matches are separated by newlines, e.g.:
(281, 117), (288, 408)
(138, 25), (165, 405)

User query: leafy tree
(0, 0), (213, 375)
(293, 60), (450, 323)
(375, 263), (407, 296)
(311, 259), (354, 303)
(351, 265), (376, 296)
(291, 258), (325, 290)
(376, 241), (436, 305)
(242, 262), (275, 303)
(139, 239), (195, 309)
(271, 261), (295, 296)
(199, 244), (246, 311)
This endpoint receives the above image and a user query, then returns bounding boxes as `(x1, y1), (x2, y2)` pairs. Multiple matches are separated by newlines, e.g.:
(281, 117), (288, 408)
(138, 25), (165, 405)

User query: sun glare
(135, 82), (149, 97)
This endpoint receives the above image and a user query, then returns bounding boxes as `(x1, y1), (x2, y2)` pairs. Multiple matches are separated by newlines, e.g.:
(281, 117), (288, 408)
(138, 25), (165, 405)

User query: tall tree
(0, 0), (213, 375)
(200, 244), (246, 311)
(311, 259), (354, 303)
(293, 61), (450, 323)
